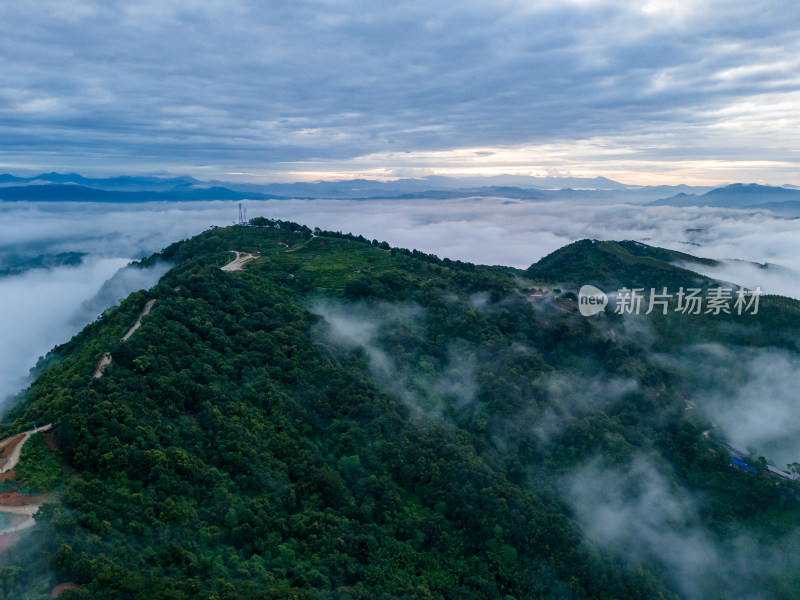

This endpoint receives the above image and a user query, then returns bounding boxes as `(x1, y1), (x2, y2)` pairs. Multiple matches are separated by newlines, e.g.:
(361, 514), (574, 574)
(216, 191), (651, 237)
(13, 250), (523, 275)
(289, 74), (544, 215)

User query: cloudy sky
(1, 0), (798, 185)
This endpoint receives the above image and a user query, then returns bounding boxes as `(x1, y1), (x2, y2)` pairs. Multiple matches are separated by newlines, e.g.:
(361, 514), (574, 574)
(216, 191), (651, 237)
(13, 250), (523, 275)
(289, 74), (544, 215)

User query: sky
(1, 0), (799, 185)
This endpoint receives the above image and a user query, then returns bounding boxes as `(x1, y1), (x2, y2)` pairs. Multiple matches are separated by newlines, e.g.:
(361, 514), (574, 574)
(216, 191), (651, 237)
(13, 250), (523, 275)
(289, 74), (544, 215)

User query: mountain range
(1, 222), (799, 598)
(650, 183), (800, 211)
(3, 173), (800, 213)
(0, 171), (710, 203)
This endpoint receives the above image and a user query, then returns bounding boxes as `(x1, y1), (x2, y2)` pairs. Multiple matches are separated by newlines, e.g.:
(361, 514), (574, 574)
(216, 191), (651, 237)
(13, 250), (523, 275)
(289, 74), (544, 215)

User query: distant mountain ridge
(3, 172), (800, 208)
(0, 172), (629, 193)
(0, 171), (715, 202)
(0, 172), (201, 191)
(651, 183), (800, 210)
(0, 183), (283, 203)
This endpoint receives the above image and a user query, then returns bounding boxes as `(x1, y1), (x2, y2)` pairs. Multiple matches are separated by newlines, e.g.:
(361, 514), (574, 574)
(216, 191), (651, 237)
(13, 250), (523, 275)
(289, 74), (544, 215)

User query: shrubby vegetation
(15, 433), (64, 492)
(2, 224), (799, 598)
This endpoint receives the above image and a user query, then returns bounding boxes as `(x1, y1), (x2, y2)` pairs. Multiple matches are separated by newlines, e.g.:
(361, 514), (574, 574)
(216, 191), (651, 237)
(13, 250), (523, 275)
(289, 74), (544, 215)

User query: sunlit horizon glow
(220, 145), (800, 187)
(2, 158), (798, 188)
(3, 145), (798, 187)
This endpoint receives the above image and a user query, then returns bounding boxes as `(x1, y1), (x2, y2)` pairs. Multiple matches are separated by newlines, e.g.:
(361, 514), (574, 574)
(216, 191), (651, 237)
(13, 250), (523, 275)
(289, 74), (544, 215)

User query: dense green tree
(1, 225), (798, 598)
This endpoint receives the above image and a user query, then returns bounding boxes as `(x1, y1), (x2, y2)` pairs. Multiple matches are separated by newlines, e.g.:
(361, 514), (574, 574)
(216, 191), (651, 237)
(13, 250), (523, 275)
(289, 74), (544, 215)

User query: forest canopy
(1, 222), (799, 599)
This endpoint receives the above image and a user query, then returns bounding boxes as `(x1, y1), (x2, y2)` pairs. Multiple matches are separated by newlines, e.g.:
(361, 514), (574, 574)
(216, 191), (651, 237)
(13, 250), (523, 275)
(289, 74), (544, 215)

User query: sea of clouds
(1, 196), (798, 408)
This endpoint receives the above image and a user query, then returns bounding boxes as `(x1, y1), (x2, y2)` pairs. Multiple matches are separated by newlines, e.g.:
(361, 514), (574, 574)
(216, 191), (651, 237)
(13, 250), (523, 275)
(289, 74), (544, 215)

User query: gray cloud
(534, 374), (638, 443)
(0, 257), (166, 407)
(1, 1), (799, 181)
(69, 259), (171, 327)
(675, 344), (800, 468)
(678, 258), (800, 300)
(4, 196), (800, 279)
(563, 454), (799, 600)
(565, 455), (715, 599)
(0, 201), (240, 259)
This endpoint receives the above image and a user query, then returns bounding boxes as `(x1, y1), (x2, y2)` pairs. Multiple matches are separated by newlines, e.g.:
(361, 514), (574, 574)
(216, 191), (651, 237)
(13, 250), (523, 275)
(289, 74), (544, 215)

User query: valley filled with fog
(2, 196), (799, 409)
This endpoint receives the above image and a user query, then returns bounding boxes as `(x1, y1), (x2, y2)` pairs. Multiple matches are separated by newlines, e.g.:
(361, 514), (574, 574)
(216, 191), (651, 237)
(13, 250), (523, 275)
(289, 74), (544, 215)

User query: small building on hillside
(765, 465), (798, 481)
(729, 457), (758, 474)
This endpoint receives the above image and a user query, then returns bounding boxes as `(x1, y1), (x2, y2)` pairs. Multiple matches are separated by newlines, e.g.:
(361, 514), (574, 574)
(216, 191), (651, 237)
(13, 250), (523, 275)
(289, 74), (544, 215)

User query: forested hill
(525, 239), (720, 290)
(3, 221), (800, 599)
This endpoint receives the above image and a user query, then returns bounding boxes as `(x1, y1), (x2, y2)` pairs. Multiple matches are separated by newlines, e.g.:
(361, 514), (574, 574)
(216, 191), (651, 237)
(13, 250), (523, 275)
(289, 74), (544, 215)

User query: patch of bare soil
(0, 491), (46, 506)
(221, 251), (258, 271)
(93, 353), (112, 378)
(0, 434), (24, 460)
(51, 583), (81, 598)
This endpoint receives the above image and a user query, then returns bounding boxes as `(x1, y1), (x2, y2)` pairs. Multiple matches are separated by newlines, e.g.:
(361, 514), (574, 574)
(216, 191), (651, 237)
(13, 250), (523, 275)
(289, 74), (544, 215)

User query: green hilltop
(525, 239), (719, 290)
(2, 221), (800, 599)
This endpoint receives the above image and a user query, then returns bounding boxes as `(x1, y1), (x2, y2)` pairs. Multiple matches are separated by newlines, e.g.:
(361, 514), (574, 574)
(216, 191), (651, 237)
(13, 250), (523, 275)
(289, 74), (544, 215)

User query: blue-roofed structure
(730, 457), (758, 474)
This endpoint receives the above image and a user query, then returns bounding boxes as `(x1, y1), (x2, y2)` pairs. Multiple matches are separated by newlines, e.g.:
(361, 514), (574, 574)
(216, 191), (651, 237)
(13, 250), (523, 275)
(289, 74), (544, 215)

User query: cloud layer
(1, 1), (799, 183)
(674, 344), (800, 468)
(2, 196), (799, 410)
(4, 196), (800, 282)
(0, 257), (127, 405)
(564, 455), (796, 600)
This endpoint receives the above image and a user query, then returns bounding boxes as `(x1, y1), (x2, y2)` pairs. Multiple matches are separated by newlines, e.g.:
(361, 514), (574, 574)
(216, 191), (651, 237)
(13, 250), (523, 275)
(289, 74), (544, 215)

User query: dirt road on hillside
(221, 251), (258, 271)
(94, 298), (157, 378)
(93, 353), (112, 378)
(122, 298), (156, 341)
(0, 424), (52, 474)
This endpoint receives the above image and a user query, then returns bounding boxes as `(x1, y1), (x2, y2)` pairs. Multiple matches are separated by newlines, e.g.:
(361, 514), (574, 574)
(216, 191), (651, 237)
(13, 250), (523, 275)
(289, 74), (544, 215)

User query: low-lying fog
(1, 196), (798, 422)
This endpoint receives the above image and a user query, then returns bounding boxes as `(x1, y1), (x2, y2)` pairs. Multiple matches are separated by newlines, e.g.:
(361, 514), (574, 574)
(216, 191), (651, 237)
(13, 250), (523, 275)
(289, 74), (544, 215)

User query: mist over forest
(0, 191), (798, 598)
(3, 193), (799, 450)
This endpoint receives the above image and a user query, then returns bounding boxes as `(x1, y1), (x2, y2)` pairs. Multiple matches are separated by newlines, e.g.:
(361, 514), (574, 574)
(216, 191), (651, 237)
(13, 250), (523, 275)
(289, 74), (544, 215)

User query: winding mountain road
(221, 251), (258, 271)
(94, 299), (157, 378)
(122, 298), (157, 341)
(0, 425), (54, 536)
(0, 515), (37, 534)
(0, 424), (52, 474)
